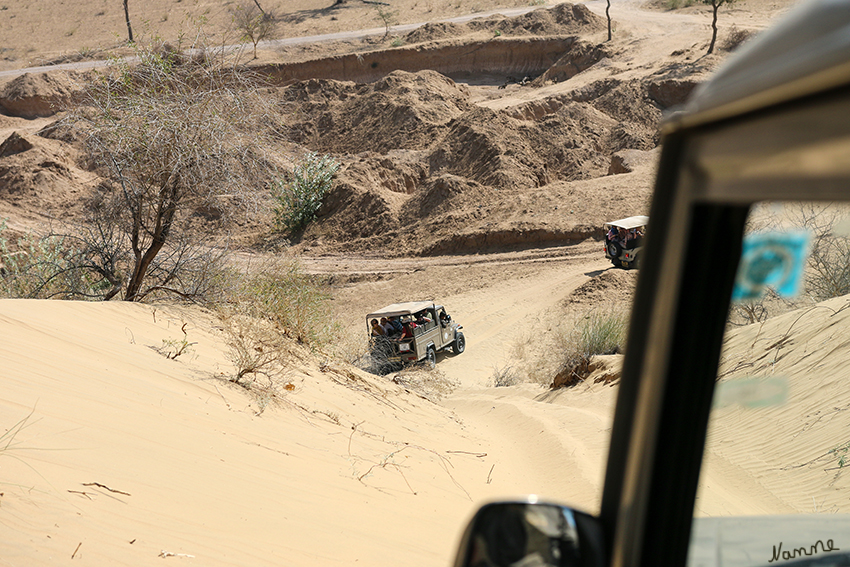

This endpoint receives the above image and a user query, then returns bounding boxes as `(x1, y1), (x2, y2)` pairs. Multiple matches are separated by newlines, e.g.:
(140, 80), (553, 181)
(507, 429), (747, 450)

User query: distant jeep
(604, 215), (648, 269)
(366, 301), (464, 373)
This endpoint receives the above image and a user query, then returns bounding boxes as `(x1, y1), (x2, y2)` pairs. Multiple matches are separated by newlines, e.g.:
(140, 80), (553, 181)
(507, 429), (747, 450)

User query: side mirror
(453, 499), (605, 567)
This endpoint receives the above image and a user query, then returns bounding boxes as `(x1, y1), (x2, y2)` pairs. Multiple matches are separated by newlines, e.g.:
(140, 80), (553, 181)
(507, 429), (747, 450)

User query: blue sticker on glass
(732, 231), (809, 301)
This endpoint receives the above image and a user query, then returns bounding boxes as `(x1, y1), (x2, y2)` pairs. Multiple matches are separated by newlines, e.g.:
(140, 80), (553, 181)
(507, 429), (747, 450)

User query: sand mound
(282, 71), (470, 155)
(403, 22), (468, 44)
(0, 130), (93, 221)
(470, 3), (604, 36)
(282, 66), (664, 254)
(0, 72), (82, 118)
(532, 40), (612, 85)
(564, 268), (639, 307)
(404, 3), (604, 44)
(271, 62), (664, 254)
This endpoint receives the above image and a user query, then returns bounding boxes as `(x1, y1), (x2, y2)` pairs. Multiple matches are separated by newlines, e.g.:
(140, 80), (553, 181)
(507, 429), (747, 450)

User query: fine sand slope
(697, 295), (850, 517)
(0, 298), (615, 567)
(5, 282), (850, 566)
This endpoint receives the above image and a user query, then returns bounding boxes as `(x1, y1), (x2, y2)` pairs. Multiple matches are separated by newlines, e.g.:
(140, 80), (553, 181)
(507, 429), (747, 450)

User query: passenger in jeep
(439, 311), (452, 327)
(389, 317), (403, 335)
(625, 228), (643, 249)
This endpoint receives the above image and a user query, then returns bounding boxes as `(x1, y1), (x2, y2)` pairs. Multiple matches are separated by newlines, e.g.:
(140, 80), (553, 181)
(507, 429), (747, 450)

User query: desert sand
(6, 0), (849, 566)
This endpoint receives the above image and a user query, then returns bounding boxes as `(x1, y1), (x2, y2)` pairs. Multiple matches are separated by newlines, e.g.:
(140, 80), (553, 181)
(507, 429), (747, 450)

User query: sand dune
(0, 298), (614, 566)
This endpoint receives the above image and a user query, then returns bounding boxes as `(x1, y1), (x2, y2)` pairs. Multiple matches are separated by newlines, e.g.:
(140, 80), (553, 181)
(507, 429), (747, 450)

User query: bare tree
(375, 6), (397, 39)
(230, 2), (278, 59)
(251, 0), (268, 17)
(786, 204), (850, 301)
(71, 40), (271, 301)
(703, 0), (737, 55)
(123, 0), (133, 43)
(606, 0), (612, 42)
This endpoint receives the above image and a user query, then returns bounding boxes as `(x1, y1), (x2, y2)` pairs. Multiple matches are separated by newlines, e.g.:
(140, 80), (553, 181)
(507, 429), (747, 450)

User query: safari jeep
(603, 215), (648, 269)
(366, 301), (464, 372)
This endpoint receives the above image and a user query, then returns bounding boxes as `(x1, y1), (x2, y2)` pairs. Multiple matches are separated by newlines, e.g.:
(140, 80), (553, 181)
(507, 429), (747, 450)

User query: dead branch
(82, 482), (131, 496)
(446, 450), (487, 457)
(67, 490), (93, 499)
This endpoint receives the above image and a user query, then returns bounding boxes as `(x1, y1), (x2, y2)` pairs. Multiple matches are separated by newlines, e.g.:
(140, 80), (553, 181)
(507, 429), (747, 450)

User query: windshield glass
(692, 201), (850, 566)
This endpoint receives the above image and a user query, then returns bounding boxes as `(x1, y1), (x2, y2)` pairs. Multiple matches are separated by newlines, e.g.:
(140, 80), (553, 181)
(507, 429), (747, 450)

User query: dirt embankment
(0, 2), (702, 257)
(276, 63), (664, 255)
(261, 3), (605, 84)
(262, 37), (594, 85)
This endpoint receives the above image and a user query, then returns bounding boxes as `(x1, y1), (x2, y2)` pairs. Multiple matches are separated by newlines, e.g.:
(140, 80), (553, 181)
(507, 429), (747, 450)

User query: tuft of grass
(551, 307), (628, 388)
(220, 257), (337, 347)
(829, 441), (850, 469)
(2, 411), (32, 455)
(491, 365), (521, 387)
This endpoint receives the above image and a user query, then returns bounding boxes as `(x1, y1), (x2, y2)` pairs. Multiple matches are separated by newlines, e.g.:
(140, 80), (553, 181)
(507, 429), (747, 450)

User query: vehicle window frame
(600, 84), (850, 567)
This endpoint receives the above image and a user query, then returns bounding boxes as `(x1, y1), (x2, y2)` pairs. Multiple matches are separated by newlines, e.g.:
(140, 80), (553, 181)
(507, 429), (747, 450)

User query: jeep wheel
(425, 346), (437, 369)
(452, 332), (466, 355)
(607, 240), (623, 259)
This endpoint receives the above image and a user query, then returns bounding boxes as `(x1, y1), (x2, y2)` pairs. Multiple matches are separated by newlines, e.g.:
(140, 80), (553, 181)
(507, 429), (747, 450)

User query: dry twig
(82, 482), (131, 496)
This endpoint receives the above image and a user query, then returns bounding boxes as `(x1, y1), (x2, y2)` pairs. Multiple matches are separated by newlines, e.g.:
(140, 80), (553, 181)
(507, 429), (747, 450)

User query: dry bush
(342, 334), (399, 376)
(722, 25), (754, 51)
(219, 313), (286, 387)
(0, 218), (233, 302)
(491, 365), (522, 387)
(210, 257), (333, 410)
(213, 255), (338, 348)
(759, 203), (850, 301)
(330, 330), (371, 365)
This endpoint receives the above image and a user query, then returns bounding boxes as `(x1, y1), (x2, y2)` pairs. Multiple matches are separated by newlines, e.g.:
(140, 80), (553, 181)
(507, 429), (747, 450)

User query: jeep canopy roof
(603, 216), (649, 230)
(366, 301), (438, 320)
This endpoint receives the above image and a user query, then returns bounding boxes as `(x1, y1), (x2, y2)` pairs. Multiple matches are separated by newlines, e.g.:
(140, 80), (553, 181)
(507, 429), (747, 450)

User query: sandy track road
(435, 255), (610, 387)
(308, 240), (610, 388)
(321, 241), (617, 507)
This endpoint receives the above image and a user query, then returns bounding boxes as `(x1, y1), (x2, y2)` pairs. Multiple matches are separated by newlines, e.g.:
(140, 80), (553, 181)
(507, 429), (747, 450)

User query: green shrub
(272, 152), (340, 233)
